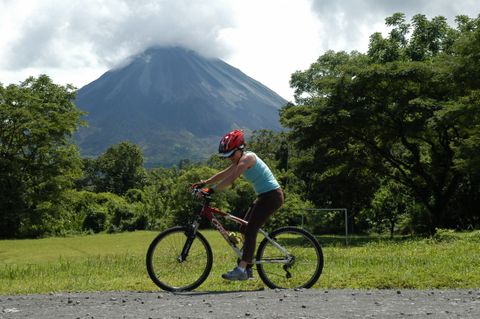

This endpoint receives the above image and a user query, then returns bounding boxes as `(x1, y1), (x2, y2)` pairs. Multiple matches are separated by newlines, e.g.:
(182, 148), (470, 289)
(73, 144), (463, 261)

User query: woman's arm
(214, 154), (255, 192)
(204, 164), (236, 185)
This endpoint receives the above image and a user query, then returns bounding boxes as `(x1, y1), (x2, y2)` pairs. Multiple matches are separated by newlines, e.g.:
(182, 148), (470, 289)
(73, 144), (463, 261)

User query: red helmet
(218, 130), (245, 157)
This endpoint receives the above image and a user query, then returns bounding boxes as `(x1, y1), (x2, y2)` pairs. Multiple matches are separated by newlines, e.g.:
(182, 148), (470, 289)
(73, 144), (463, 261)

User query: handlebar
(191, 185), (213, 200)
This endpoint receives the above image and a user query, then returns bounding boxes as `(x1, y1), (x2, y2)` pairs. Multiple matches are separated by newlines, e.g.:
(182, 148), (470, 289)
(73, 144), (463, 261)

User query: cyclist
(194, 129), (284, 281)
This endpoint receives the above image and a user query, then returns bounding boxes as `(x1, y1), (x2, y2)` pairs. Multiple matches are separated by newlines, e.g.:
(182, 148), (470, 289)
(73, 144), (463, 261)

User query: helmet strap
(235, 149), (245, 165)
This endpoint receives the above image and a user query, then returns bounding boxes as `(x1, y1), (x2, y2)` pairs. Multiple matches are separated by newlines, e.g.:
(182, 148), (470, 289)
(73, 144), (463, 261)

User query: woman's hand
(191, 180), (207, 189)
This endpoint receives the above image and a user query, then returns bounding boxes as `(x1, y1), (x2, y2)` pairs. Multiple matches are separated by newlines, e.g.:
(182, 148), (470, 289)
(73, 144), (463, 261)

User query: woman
(194, 129), (284, 281)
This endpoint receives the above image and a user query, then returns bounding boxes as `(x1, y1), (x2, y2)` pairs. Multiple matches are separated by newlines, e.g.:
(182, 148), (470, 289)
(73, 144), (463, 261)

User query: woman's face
(227, 150), (242, 163)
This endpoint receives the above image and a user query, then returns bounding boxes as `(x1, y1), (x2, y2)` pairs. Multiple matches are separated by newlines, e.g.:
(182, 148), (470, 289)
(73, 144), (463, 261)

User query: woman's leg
(241, 189), (284, 264)
(223, 189), (284, 280)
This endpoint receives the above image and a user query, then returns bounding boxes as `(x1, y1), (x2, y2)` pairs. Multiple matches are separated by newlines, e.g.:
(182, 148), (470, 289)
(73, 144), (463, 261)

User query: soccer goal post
(300, 208), (349, 245)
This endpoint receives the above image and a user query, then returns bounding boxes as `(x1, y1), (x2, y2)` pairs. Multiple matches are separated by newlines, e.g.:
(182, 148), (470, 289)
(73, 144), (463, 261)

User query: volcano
(74, 46), (287, 166)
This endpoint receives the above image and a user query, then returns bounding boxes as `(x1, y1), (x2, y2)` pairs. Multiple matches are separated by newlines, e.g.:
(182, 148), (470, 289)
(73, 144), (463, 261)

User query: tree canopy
(1, 13), (479, 239)
(282, 13), (480, 233)
(0, 75), (84, 237)
(78, 141), (146, 195)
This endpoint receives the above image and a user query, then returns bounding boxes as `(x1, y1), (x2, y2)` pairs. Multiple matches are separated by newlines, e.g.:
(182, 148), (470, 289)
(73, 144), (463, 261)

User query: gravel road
(1, 289), (479, 319)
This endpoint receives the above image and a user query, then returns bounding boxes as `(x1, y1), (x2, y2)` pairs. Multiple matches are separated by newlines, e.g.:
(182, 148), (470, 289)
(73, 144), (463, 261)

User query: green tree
(75, 157), (98, 191)
(282, 13), (480, 234)
(367, 180), (413, 237)
(0, 75), (83, 238)
(94, 141), (146, 195)
(141, 166), (183, 230)
(285, 50), (380, 233)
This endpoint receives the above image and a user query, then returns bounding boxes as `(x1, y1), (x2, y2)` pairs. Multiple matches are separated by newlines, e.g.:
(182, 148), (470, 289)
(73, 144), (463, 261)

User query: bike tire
(256, 226), (323, 289)
(146, 226), (213, 292)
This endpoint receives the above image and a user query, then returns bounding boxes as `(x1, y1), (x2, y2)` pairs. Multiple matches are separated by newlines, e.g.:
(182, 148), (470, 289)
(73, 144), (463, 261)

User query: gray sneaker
(222, 267), (248, 281)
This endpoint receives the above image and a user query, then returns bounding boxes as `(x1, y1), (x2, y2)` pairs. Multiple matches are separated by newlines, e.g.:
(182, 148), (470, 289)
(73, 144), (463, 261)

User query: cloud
(2, 0), (479, 99)
(0, 0), (235, 70)
(308, 0), (480, 53)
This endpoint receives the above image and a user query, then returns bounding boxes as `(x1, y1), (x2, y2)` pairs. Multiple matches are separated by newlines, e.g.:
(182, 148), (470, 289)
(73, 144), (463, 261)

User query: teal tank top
(242, 151), (280, 195)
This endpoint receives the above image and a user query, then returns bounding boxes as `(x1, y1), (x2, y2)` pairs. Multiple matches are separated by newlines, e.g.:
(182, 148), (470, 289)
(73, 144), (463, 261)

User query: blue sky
(1, 0), (479, 101)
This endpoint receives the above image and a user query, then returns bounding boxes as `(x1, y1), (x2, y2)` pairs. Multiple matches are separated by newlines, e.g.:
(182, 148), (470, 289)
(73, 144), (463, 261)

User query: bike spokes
(146, 226), (212, 291)
(256, 227), (323, 289)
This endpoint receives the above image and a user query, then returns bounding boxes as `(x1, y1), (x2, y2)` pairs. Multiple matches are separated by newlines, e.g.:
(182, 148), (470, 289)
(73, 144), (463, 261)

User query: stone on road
(1, 289), (479, 318)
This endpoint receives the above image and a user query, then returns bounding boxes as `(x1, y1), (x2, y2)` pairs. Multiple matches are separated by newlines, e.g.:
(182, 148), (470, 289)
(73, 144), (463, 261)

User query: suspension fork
(179, 217), (201, 262)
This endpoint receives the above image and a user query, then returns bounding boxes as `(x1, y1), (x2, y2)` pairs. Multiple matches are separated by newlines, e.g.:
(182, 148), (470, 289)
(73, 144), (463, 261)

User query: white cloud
(222, 0), (322, 100)
(1, 0), (235, 69)
(309, 0), (480, 53)
(1, 0), (479, 100)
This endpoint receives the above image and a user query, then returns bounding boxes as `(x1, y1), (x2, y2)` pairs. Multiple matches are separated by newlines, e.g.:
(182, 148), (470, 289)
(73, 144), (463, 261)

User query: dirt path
(1, 289), (479, 318)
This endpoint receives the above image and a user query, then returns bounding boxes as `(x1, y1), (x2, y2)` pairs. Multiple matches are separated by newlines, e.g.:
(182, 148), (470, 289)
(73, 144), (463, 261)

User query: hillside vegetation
(74, 46), (286, 166)
(1, 13), (479, 239)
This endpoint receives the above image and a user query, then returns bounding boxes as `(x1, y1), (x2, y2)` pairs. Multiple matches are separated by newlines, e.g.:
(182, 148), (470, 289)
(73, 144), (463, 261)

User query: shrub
(467, 230), (480, 242)
(432, 228), (458, 242)
(82, 208), (108, 233)
(125, 188), (144, 203)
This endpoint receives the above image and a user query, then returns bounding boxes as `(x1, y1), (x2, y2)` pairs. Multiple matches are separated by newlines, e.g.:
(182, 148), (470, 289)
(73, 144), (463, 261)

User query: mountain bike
(146, 186), (324, 292)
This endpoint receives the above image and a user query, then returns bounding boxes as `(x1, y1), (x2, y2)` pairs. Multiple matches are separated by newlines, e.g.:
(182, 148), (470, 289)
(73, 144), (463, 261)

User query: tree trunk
(389, 219), (396, 239)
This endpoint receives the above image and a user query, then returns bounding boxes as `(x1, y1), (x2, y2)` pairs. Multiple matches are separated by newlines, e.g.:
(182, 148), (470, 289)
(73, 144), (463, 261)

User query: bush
(467, 230), (480, 242)
(125, 188), (144, 203)
(108, 207), (148, 232)
(110, 207), (134, 230)
(33, 190), (143, 235)
(432, 228), (459, 242)
(82, 209), (107, 233)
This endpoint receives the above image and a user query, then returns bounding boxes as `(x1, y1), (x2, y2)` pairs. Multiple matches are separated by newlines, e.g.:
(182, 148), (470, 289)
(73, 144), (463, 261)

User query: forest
(1, 13), (479, 239)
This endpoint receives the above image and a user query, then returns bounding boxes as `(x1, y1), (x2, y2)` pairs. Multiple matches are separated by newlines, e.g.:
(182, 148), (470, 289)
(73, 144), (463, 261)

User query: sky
(1, 0), (480, 101)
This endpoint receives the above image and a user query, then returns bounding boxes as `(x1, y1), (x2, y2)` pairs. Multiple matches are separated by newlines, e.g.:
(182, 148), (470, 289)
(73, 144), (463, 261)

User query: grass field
(1, 230), (479, 294)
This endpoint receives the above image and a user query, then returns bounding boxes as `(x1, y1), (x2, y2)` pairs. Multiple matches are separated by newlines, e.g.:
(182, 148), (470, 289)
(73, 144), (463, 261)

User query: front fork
(178, 218), (201, 262)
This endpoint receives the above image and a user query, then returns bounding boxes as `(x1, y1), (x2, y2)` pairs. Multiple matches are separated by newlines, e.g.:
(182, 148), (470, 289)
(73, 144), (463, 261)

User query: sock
(237, 266), (246, 272)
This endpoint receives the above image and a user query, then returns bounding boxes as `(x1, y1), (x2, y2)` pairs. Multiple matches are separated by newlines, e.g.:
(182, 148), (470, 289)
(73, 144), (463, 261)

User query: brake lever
(191, 187), (211, 199)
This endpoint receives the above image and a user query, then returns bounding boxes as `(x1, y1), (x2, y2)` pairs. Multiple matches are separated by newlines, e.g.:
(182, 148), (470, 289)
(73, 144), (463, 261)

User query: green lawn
(1, 230), (479, 294)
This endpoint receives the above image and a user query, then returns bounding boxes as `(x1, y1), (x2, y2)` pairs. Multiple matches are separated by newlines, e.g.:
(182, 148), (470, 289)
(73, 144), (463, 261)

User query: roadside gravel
(1, 289), (479, 319)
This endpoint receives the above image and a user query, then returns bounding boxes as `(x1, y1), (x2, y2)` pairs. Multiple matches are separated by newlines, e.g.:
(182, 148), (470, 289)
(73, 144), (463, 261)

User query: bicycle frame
(192, 196), (290, 264)
(147, 188), (324, 291)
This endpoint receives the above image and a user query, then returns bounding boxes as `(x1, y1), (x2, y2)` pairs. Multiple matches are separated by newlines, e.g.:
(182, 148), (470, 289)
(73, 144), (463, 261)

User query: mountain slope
(75, 46), (287, 166)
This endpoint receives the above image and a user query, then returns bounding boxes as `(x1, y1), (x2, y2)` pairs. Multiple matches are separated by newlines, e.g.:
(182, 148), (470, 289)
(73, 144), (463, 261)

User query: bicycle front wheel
(256, 226), (323, 289)
(146, 226), (213, 292)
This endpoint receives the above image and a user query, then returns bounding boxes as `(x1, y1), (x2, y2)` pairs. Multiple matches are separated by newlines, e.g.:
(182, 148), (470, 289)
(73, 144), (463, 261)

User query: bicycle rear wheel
(146, 226), (213, 292)
(256, 226), (323, 289)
